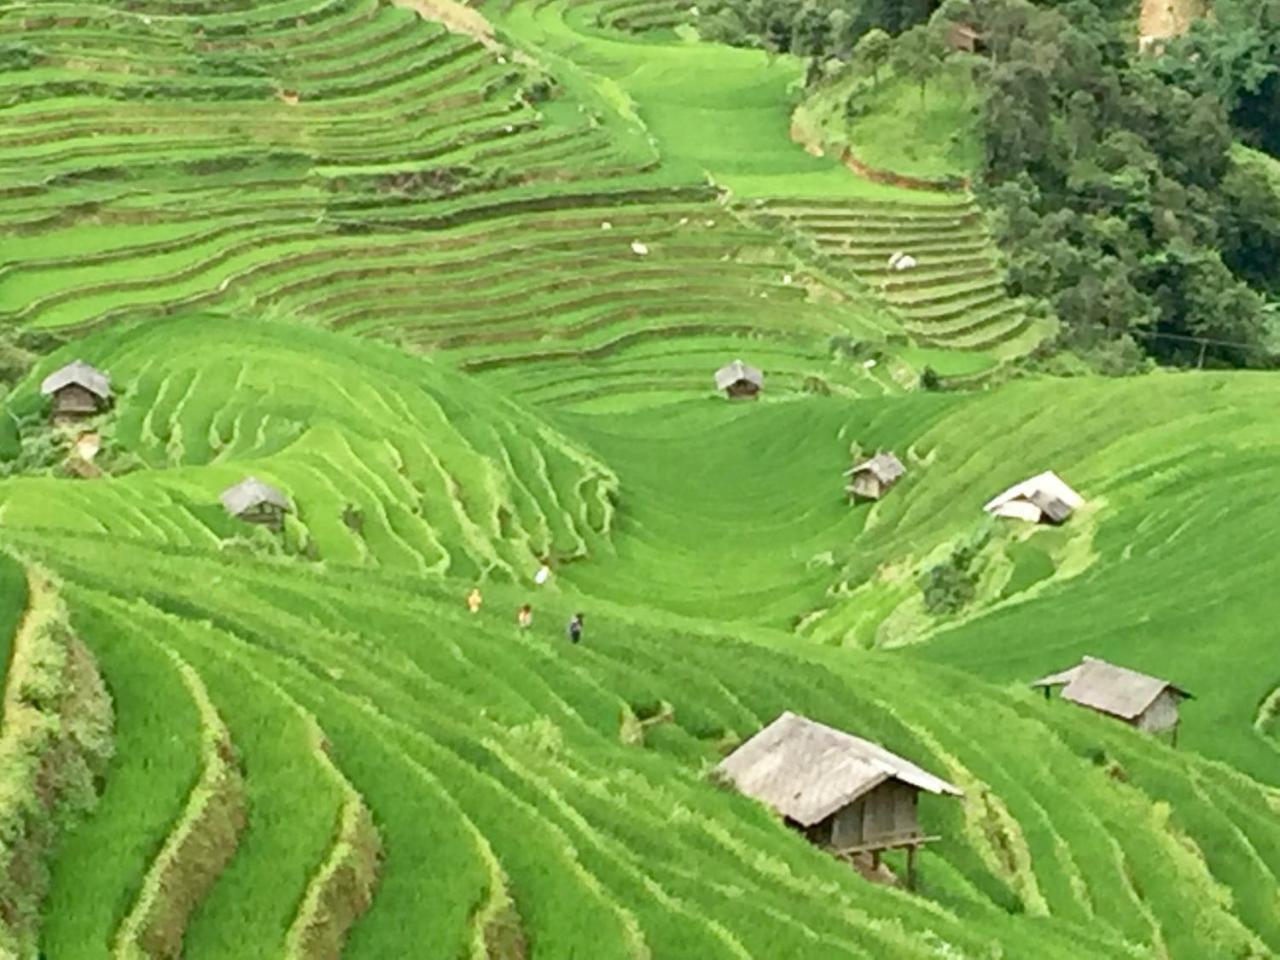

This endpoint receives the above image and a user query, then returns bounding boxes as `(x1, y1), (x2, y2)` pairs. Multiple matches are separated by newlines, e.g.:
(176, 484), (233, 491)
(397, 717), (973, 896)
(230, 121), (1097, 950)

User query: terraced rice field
(755, 197), (1051, 355)
(1, 0), (1277, 957)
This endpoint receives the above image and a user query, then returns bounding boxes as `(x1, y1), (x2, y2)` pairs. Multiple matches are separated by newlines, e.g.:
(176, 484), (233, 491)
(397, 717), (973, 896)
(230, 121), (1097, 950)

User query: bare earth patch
(1139, 0), (1207, 47)
(391, 0), (497, 48)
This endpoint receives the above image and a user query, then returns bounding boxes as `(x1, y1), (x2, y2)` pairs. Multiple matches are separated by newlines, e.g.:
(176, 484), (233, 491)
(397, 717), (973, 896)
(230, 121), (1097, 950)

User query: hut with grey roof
(714, 360), (763, 400)
(221, 477), (291, 531)
(846, 451), (906, 501)
(1031, 656), (1192, 745)
(718, 711), (962, 887)
(40, 360), (112, 420)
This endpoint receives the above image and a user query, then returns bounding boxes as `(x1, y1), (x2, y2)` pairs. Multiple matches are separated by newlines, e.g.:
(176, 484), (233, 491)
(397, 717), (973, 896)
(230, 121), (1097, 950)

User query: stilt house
(220, 477), (292, 531)
(718, 712), (962, 887)
(1031, 657), (1192, 744)
(846, 452), (906, 501)
(714, 360), (763, 400)
(984, 471), (1082, 524)
(40, 361), (112, 419)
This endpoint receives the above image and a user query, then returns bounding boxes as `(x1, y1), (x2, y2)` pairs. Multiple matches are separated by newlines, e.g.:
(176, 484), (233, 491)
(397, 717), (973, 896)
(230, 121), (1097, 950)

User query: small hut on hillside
(40, 361), (112, 419)
(718, 712), (962, 887)
(984, 471), (1082, 524)
(947, 23), (987, 54)
(846, 452), (906, 501)
(1031, 656), (1192, 744)
(221, 477), (291, 531)
(714, 360), (763, 400)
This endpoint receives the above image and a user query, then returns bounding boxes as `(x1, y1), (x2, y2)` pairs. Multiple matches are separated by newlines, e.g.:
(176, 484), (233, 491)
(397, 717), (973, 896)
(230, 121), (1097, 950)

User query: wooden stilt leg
(906, 846), (917, 892)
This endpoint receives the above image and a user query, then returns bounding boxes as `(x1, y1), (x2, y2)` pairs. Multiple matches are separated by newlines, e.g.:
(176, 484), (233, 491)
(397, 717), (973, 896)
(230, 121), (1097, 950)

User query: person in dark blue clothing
(567, 613), (584, 644)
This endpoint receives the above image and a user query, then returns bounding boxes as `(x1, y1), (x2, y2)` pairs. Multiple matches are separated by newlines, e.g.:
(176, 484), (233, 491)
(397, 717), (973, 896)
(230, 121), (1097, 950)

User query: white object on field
(631, 240), (649, 256)
(704, 219), (716, 227)
(782, 274), (793, 285)
(888, 251), (905, 269)
(601, 221), (612, 230)
(863, 358), (877, 369)
(893, 255), (918, 271)
(535, 564), (551, 585)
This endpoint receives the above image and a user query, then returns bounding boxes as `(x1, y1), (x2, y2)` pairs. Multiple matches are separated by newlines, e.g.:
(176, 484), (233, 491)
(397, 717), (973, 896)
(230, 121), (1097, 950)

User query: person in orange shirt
(517, 604), (533, 630)
(466, 588), (483, 614)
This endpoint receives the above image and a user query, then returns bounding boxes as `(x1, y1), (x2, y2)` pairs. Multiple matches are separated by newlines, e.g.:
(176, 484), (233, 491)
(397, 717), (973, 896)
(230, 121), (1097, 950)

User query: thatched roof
(985, 471), (1082, 521)
(845, 452), (906, 484)
(714, 359), (763, 391)
(40, 360), (111, 400)
(220, 477), (291, 516)
(718, 712), (962, 827)
(1031, 656), (1191, 720)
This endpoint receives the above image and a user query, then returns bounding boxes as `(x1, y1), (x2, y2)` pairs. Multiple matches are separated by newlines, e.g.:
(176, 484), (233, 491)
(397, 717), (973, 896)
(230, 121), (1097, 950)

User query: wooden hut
(220, 477), (291, 531)
(984, 471), (1082, 524)
(846, 452), (906, 501)
(714, 360), (763, 400)
(946, 23), (986, 54)
(718, 712), (962, 887)
(39, 360), (112, 419)
(1031, 656), (1192, 744)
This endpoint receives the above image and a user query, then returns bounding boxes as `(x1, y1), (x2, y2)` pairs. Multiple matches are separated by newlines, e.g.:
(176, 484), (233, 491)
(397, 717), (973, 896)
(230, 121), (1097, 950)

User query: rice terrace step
(0, 0), (1277, 956)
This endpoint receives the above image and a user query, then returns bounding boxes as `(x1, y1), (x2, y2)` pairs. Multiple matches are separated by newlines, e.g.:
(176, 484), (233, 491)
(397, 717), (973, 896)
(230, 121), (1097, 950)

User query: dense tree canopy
(697, 0), (937, 59)
(941, 0), (1279, 368)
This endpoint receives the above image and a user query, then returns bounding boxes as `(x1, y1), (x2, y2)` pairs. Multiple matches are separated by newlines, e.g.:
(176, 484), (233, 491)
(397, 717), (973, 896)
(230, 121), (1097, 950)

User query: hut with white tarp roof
(984, 471), (1082, 524)
(1031, 656), (1192, 744)
(718, 712), (962, 885)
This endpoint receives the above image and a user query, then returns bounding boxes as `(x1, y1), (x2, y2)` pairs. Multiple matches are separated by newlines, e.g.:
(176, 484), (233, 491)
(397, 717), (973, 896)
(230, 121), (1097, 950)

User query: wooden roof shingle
(714, 359), (763, 391)
(1031, 657), (1191, 720)
(40, 360), (111, 400)
(220, 477), (291, 517)
(717, 712), (962, 827)
(845, 452), (906, 484)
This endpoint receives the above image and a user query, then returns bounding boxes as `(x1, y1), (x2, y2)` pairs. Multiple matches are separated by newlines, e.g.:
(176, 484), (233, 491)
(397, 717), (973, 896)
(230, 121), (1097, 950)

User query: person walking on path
(567, 612), (584, 644)
(517, 604), (533, 630)
(466, 587), (483, 615)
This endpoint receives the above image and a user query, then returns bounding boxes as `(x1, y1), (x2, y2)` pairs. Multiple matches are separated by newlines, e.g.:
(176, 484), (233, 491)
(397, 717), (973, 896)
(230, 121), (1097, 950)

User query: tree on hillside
(853, 28), (892, 87)
(890, 24), (947, 104)
(970, 0), (1277, 370)
(1156, 0), (1280, 156)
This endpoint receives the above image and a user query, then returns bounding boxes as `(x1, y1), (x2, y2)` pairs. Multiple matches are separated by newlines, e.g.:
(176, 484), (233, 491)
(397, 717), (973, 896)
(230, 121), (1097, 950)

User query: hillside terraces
(4, 527), (1278, 959)
(0, 0), (924, 409)
(1, 318), (617, 577)
(755, 197), (1051, 357)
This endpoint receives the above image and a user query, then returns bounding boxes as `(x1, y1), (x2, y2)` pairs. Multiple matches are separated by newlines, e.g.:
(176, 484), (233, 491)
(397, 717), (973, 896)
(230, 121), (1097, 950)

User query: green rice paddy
(0, 0), (1276, 957)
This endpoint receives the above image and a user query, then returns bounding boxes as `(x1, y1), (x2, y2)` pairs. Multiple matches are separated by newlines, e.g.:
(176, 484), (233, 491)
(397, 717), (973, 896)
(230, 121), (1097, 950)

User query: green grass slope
(5, 527), (1277, 959)
(0, 0), (1277, 956)
(2, 316), (617, 578)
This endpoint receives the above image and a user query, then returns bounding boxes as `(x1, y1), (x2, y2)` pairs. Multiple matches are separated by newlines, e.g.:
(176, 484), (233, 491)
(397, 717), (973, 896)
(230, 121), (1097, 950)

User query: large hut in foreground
(1031, 656), (1192, 744)
(718, 712), (962, 887)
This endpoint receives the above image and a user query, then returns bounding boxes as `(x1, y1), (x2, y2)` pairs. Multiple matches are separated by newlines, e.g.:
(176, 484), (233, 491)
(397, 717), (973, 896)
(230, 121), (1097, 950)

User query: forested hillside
(707, 0), (1280, 370)
(0, 0), (1277, 956)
